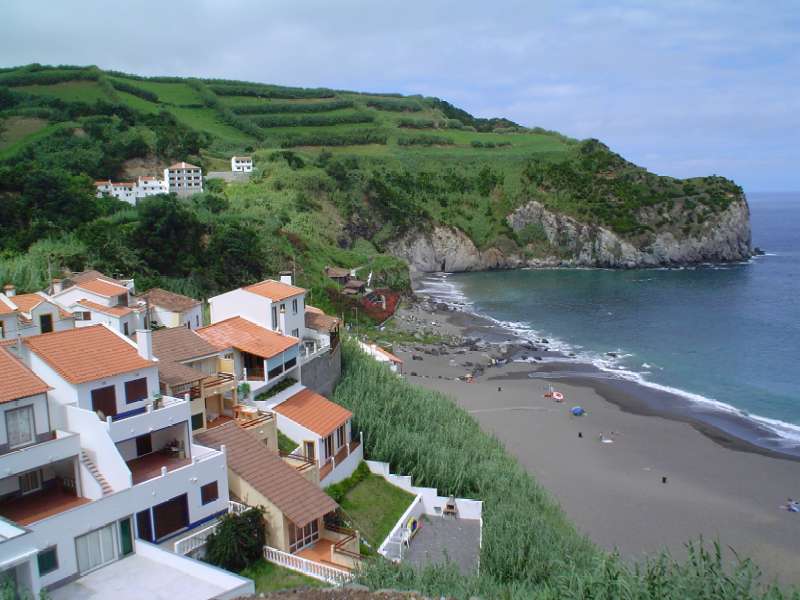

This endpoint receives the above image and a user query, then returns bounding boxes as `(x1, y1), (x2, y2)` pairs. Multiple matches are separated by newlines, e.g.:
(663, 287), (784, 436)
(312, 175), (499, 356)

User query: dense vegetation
(335, 341), (793, 599)
(0, 63), (743, 319)
(206, 507), (267, 572)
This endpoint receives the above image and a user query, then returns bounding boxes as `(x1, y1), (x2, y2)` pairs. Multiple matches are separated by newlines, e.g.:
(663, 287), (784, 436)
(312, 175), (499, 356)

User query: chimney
(279, 271), (293, 286)
(136, 329), (153, 360)
(3, 284), (15, 297)
(51, 279), (63, 294)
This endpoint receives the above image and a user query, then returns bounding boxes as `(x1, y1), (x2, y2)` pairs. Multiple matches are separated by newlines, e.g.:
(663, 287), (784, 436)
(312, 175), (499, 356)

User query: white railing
(263, 546), (352, 585)
(173, 501), (251, 555)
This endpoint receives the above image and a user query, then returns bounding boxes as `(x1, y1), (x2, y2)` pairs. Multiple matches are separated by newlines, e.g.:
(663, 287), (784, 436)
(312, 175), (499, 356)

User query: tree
(131, 195), (204, 276)
(205, 507), (266, 572)
(205, 223), (266, 291)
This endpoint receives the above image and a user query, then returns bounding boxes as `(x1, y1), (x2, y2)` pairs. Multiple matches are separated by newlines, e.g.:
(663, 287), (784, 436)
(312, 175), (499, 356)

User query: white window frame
(6, 404), (36, 449)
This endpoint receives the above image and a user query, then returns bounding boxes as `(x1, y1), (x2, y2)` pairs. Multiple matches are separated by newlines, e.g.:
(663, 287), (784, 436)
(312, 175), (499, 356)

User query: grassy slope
(338, 473), (415, 546)
(240, 559), (326, 593)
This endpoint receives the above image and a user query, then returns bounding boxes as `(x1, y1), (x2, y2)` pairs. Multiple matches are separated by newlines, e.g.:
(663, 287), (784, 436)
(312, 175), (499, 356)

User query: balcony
(105, 395), (190, 443)
(127, 452), (192, 485)
(280, 451), (316, 474)
(200, 372), (236, 397)
(0, 430), (80, 478)
(0, 480), (89, 526)
(319, 439), (362, 483)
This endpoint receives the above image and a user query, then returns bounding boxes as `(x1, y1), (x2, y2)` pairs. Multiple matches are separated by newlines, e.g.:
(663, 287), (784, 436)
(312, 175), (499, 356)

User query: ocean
(419, 192), (800, 449)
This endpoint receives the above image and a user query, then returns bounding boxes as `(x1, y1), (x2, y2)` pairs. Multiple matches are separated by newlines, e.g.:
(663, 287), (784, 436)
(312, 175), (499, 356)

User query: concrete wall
(299, 343), (341, 398)
(208, 289), (270, 328)
(0, 314), (18, 340)
(151, 304), (202, 330)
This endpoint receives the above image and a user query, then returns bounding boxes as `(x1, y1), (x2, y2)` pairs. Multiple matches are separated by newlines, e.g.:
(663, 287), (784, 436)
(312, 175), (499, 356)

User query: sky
(1, 1), (798, 192)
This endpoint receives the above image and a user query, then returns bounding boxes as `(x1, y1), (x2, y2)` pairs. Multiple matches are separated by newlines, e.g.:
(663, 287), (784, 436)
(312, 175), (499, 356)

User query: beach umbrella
(571, 406), (585, 416)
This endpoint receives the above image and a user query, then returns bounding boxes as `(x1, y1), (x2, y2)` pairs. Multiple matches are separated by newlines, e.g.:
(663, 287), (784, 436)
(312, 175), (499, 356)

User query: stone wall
(300, 343), (342, 398)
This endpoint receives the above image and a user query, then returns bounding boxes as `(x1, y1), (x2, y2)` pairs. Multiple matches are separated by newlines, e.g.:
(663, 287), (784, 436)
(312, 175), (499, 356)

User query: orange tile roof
(139, 288), (200, 312)
(75, 278), (129, 298)
(244, 279), (306, 302)
(273, 388), (352, 437)
(75, 298), (134, 317)
(0, 347), (51, 403)
(197, 317), (297, 359)
(196, 422), (337, 527)
(24, 325), (156, 384)
(0, 295), (18, 315)
(9, 293), (44, 314)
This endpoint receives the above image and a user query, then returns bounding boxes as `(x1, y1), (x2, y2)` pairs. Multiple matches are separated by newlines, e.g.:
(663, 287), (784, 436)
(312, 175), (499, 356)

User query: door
(91, 386), (117, 418)
(324, 434), (334, 459)
(135, 434), (152, 457)
(136, 510), (153, 542)
(76, 523), (117, 574)
(304, 441), (315, 461)
(152, 494), (189, 540)
(119, 518), (134, 556)
(39, 313), (53, 334)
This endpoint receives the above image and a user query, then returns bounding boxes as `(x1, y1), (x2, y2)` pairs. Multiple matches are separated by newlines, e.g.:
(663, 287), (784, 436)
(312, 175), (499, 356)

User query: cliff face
(388, 196), (752, 273)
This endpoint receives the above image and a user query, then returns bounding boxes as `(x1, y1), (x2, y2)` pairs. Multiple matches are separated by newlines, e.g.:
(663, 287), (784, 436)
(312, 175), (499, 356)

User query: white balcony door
(76, 523), (117, 574)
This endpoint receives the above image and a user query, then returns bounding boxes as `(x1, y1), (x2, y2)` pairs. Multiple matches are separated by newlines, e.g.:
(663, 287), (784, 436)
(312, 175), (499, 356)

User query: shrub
(279, 130), (388, 147)
(231, 99), (354, 114)
(397, 117), (437, 129)
(365, 98), (424, 112)
(325, 461), (371, 503)
(205, 507), (266, 572)
(397, 134), (454, 147)
(251, 111), (374, 128)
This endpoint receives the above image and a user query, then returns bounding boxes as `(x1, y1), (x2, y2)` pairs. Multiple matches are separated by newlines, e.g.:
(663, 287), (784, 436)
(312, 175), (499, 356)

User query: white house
(70, 298), (143, 337)
(208, 277), (306, 340)
(139, 288), (203, 330)
(94, 176), (168, 205)
(358, 341), (403, 374)
(0, 325), (235, 595)
(164, 162), (203, 197)
(0, 288), (74, 339)
(230, 156), (253, 173)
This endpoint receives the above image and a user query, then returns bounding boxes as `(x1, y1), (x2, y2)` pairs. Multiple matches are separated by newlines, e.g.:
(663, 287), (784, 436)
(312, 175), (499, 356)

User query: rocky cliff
(387, 196), (752, 273)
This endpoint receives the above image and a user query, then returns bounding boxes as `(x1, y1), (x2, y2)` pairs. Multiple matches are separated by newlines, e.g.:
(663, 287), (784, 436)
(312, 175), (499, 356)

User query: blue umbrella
(571, 406), (585, 416)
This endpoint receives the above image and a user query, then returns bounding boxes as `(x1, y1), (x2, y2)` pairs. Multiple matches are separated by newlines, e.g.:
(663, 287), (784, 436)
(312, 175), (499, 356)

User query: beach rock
(412, 355), (423, 361)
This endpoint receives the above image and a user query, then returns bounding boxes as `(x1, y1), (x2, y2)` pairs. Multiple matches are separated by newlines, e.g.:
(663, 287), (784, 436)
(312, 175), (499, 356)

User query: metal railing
(263, 546), (352, 585)
(279, 451), (316, 472)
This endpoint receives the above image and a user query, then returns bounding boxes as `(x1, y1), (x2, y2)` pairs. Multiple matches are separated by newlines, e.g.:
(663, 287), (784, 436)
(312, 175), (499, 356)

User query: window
(39, 313), (53, 334)
(336, 425), (346, 448)
(284, 357), (297, 371)
(37, 547), (58, 575)
(125, 378), (148, 404)
(195, 315), (200, 327)
(75, 311), (91, 321)
(0, 320), (5, 338)
(291, 328), (299, 338)
(292, 299), (298, 314)
(288, 519), (319, 553)
(324, 434), (334, 459)
(200, 481), (219, 505)
(268, 364), (283, 379)
(6, 405), (35, 448)
(135, 434), (152, 457)
(19, 469), (42, 494)
(123, 322), (129, 336)
(271, 306), (278, 330)
(191, 413), (204, 431)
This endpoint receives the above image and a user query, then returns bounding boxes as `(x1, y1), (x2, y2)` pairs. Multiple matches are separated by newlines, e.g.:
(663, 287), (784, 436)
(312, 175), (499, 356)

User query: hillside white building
(0, 287), (74, 340)
(139, 288), (203, 330)
(164, 162), (203, 196)
(0, 325), (245, 597)
(230, 156), (253, 172)
(95, 176), (168, 205)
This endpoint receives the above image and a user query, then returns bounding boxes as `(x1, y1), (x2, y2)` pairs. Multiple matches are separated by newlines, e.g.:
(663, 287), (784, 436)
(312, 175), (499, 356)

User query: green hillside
(0, 64), (743, 316)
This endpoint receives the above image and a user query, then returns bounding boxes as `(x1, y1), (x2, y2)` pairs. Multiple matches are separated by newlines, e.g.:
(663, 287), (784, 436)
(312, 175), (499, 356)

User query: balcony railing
(263, 546), (351, 585)
(0, 430), (80, 478)
(174, 501), (250, 554)
(105, 395), (189, 443)
(279, 452), (315, 473)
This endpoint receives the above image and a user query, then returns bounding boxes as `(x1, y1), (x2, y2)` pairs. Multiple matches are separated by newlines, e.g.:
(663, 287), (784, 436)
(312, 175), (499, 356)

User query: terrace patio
(0, 486), (90, 526)
(404, 515), (482, 575)
(127, 453), (192, 485)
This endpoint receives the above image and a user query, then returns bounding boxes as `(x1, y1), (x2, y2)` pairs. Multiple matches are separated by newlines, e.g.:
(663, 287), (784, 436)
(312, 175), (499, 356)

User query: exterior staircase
(80, 451), (113, 496)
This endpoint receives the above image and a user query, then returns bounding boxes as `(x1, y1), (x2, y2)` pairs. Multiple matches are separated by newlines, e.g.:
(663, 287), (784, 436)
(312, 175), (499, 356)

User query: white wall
(75, 366), (160, 416)
(23, 445), (228, 590)
(0, 314), (19, 340)
(208, 289), (271, 328)
(65, 405), (132, 493)
(54, 286), (116, 309)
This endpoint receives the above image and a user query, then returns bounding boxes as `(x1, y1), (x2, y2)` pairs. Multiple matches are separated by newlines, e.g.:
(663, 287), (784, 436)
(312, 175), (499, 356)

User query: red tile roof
(0, 347), (50, 403)
(196, 422), (337, 528)
(273, 388), (352, 437)
(167, 162), (200, 170)
(75, 278), (129, 298)
(139, 288), (200, 313)
(8, 293), (44, 314)
(0, 296), (15, 315)
(24, 325), (156, 384)
(244, 279), (306, 302)
(75, 298), (135, 317)
(197, 317), (297, 359)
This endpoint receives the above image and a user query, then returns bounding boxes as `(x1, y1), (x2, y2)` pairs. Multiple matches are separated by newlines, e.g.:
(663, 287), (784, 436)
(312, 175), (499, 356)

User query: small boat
(543, 386), (565, 402)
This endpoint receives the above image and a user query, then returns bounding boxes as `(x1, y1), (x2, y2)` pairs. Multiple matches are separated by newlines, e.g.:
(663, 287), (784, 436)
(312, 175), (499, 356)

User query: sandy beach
(383, 299), (800, 586)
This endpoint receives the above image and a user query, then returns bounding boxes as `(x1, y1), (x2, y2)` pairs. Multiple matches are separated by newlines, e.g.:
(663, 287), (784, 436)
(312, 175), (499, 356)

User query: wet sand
(386, 301), (800, 586)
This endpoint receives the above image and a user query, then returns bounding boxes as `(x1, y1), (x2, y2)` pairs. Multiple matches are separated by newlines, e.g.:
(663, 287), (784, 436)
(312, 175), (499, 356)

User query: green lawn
(15, 81), (112, 103)
(278, 430), (299, 454)
(338, 472), (415, 546)
(0, 116), (48, 150)
(0, 121), (75, 160)
(240, 559), (327, 593)
(114, 78), (202, 105)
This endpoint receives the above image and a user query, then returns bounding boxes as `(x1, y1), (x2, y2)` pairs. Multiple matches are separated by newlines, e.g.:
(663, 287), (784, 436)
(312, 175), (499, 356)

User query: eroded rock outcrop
(388, 197), (752, 273)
